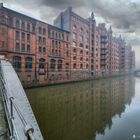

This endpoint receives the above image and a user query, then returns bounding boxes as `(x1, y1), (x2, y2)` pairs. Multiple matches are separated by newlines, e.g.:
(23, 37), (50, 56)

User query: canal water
(26, 76), (140, 140)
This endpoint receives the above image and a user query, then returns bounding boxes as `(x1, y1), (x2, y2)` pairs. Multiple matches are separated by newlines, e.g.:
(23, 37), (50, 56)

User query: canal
(26, 76), (140, 140)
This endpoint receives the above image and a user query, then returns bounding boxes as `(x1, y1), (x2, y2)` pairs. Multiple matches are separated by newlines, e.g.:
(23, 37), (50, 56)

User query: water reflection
(26, 76), (135, 140)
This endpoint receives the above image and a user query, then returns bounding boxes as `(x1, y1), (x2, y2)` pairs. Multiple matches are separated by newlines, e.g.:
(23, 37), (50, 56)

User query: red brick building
(0, 3), (135, 85)
(0, 3), (70, 85)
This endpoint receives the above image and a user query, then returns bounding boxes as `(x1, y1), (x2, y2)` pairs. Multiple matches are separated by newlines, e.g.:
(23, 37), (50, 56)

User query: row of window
(13, 56), (64, 72)
(13, 56), (32, 70)
(73, 56), (89, 61)
(72, 32), (89, 43)
(73, 63), (89, 69)
(15, 43), (30, 52)
(38, 36), (46, 45)
(72, 41), (89, 49)
(16, 31), (30, 42)
(15, 19), (35, 33)
(39, 46), (46, 53)
(72, 25), (89, 35)
(73, 48), (89, 55)
(49, 30), (69, 42)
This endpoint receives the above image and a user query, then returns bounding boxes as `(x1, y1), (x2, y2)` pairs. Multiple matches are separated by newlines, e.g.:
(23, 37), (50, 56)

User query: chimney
(0, 3), (3, 8)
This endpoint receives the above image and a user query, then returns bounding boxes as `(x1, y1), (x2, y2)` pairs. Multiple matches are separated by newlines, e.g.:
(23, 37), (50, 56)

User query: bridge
(0, 57), (44, 140)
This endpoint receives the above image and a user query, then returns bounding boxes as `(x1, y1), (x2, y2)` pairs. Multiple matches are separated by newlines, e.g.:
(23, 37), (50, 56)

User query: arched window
(25, 57), (32, 70)
(50, 59), (55, 72)
(13, 56), (21, 71)
(58, 60), (62, 72)
(73, 24), (77, 30)
(39, 58), (45, 69)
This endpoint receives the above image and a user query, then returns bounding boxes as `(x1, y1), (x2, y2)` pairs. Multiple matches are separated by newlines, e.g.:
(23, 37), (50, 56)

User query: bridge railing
(0, 60), (35, 140)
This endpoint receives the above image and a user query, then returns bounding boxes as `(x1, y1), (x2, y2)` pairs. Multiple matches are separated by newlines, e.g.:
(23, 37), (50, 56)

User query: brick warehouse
(0, 3), (135, 86)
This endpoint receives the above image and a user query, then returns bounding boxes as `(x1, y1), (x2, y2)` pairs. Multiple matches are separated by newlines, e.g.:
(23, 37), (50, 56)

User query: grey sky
(0, 0), (140, 68)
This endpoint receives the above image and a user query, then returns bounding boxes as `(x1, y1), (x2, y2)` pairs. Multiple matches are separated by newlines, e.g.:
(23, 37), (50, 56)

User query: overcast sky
(0, 0), (140, 68)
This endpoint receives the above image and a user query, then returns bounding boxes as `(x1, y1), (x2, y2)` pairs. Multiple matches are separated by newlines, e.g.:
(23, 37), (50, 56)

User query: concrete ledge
(24, 73), (134, 89)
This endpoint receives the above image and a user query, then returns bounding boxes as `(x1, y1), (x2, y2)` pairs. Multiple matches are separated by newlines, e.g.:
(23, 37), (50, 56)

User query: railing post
(9, 97), (15, 140)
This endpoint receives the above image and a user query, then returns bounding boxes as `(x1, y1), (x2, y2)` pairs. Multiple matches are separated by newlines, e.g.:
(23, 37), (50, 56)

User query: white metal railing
(0, 61), (35, 140)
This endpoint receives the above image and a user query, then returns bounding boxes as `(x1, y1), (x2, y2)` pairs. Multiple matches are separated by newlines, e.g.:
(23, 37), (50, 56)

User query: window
(38, 36), (42, 44)
(80, 64), (83, 69)
(27, 44), (30, 52)
(59, 34), (61, 39)
(66, 34), (69, 41)
(55, 41), (57, 47)
(73, 63), (76, 69)
(86, 64), (88, 69)
(27, 23), (30, 32)
(80, 57), (83, 61)
(32, 25), (35, 33)
(62, 34), (64, 40)
(73, 25), (76, 30)
(39, 27), (42, 34)
(1, 41), (5, 47)
(73, 56), (76, 60)
(86, 37), (89, 44)
(52, 31), (54, 38)
(73, 48), (76, 53)
(58, 42), (60, 48)
(80, 43), (83, 47)
(39, 58), (45, 69)
(25, 57), (32, 70)
(86, 45), (89, 49)
(72, 32), (76, 40)
(50, 59), (55, 72)
(43, 28), (46, 35)
(43, 47), (46, 53)
(22, 44), (25, 52)
(80, 50), (83, 54)
(22, 32), (25, 41)
(43, 38), (46, 45)
(16, 20), (20, 28)
(80, 28), (83, 33)
(21, 22), (25, 30)
(16, 43), (20, 51)
(27, 34), (30, 42)
(58, 60), (62, 72)
(16, 31), (20, 40)
(39, 46), (42, 53)
(72, 41), (76, 47)
(56, 33), (58, 39)
(13, 56), (21, 71)
(52, 40), (54, 47)
(66, 63), (69, 72)
(80, 35), (83, 42)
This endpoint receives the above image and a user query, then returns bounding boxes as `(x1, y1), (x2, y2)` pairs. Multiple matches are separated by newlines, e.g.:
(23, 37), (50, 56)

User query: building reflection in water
(26, 76), (135, 140)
